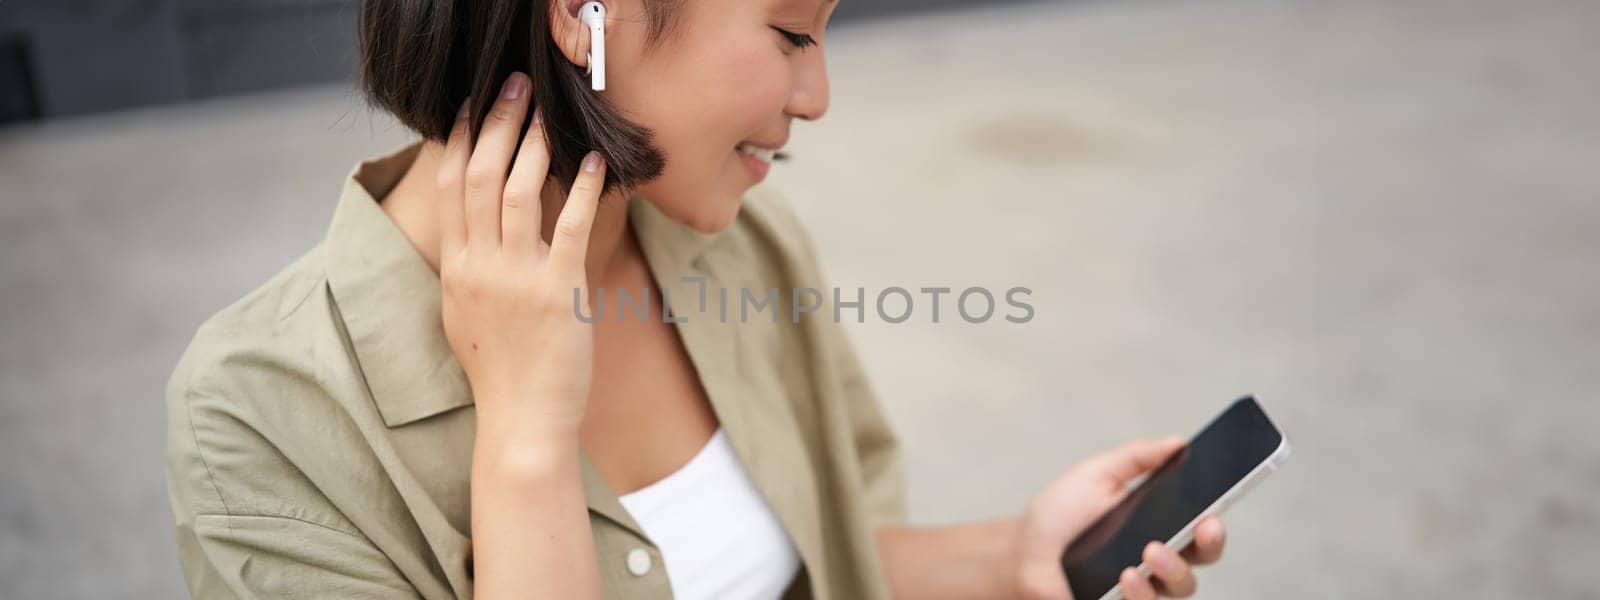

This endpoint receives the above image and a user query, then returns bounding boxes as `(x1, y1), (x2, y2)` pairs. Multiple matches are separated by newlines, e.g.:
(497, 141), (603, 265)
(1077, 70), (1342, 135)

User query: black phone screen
(1059, 396), (1283, 599)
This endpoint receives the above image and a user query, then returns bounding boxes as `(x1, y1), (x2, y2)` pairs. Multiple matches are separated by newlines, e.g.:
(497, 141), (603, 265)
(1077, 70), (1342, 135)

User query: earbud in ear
(579, 1), (606, 91)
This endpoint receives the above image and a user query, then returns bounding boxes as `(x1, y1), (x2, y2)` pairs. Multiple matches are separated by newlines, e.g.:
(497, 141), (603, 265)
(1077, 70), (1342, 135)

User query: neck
(382, 139), (638, 285)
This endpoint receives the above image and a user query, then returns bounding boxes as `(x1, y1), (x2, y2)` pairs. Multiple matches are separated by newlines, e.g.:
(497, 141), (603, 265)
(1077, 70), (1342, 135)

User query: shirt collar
(322, 140), (726, 428)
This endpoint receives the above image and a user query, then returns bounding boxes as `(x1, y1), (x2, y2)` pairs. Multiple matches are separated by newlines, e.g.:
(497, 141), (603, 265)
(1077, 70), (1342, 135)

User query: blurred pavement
(2, 0), (1597, 597)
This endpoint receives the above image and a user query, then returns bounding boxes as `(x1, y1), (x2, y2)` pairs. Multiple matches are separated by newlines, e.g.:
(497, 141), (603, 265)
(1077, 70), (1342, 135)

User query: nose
(786, 49), (830, 121)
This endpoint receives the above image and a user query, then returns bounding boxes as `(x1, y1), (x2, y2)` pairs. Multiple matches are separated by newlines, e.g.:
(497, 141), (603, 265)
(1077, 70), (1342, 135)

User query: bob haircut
(358, 0), (683, 196)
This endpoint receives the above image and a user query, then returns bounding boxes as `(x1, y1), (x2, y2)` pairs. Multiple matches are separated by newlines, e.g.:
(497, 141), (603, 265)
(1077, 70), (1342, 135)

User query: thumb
(1083, 436), (1186, 485)
(1033, 436), (1188, 545)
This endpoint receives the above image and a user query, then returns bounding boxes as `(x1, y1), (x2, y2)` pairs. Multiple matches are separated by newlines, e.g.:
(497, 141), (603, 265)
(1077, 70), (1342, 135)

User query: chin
(641, 167), (750, 234)
(644, 187), (746, 234)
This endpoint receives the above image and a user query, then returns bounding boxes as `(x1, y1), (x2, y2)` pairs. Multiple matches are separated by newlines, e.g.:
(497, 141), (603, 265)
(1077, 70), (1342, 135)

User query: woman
(163, 0), (1229, 598)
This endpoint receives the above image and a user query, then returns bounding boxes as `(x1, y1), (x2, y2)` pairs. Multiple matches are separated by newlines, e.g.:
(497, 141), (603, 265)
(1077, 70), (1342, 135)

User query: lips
(736, 142), (779, 164)
(736, 143), (774, 182)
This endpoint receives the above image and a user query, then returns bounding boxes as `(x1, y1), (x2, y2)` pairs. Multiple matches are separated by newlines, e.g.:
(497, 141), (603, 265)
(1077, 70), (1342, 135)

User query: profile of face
(559, 0), (838, 232)
(361, 0), (837, 234)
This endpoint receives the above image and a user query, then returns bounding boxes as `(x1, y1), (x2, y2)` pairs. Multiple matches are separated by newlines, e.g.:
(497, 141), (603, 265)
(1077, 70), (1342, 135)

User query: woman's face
(601, 0), (838, 232)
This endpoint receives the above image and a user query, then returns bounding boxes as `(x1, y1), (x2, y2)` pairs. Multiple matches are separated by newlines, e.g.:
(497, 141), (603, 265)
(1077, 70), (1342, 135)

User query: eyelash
(772, 27), (818, 50)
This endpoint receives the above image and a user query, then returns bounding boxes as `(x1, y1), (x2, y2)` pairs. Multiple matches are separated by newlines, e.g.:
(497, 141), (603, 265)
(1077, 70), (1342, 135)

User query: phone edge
(1094, 398), (1292, 600)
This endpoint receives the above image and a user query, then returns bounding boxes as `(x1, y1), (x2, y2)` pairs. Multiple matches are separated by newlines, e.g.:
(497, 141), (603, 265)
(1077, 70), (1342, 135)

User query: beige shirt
(163, 141), (907, 599)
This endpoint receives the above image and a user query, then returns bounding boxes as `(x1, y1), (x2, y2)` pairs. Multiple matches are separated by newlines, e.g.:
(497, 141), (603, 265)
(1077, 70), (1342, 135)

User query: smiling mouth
(737, 143), (790, 163)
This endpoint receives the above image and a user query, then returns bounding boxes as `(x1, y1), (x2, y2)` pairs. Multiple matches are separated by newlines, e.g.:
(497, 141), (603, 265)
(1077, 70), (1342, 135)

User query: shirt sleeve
(178, 514), (424, 599)
(165, 363), (425, 599)
(825, 318), (910, 529)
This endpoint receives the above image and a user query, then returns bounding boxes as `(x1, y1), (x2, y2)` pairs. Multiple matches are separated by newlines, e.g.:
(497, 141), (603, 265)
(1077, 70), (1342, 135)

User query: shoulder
(163, 243), (355, 522)
(174, 246), (330, 376)
(167, 244), (333, 407)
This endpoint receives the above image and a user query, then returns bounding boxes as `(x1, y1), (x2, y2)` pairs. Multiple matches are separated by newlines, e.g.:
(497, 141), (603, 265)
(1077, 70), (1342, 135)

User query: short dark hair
(358, 0), (684, 195)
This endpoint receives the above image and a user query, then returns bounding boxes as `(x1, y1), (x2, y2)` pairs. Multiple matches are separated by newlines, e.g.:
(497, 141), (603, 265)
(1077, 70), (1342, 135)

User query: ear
(549, 0), (603, 69)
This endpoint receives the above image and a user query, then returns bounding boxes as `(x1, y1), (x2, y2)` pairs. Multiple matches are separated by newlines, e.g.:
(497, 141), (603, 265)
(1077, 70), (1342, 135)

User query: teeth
(737, 143), (777, 163)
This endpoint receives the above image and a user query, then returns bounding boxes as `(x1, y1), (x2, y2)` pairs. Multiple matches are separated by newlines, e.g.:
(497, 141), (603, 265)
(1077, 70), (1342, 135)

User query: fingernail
(531, 105), (543, 125)
(582, 151), (603, 172)
(502, 73), (526, 100)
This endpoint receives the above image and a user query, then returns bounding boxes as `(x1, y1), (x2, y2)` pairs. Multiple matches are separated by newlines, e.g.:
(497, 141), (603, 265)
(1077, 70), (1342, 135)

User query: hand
(437, 72), (609, 438)
(1011, 438), (1228, 599)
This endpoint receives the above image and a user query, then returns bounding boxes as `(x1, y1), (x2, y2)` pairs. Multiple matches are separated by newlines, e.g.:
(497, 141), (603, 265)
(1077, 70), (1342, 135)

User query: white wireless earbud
(579, 1), (606, 91)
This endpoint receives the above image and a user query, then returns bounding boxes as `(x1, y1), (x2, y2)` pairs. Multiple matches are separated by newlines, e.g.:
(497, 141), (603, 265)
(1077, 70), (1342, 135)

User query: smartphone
(1059, 396), (1290, 600)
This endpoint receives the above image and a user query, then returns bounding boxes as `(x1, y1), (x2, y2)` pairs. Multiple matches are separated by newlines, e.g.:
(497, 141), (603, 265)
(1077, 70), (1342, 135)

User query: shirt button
(626, 547), (652, 576)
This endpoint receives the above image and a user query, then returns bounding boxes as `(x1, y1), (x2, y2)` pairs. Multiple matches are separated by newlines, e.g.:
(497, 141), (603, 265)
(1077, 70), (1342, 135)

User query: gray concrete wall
(0, 0), (1043, 123)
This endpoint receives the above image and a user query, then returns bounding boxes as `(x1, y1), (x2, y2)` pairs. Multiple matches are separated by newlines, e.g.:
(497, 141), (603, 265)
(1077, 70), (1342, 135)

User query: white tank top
(616, 427), (802, 599)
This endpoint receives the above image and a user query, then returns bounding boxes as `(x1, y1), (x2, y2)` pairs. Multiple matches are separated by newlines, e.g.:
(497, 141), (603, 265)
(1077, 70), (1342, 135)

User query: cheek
(716, 48), (792, 133)
(656, 41), (790, 171)
(610, 35), (793, 230)
(621, 51), (784, 155)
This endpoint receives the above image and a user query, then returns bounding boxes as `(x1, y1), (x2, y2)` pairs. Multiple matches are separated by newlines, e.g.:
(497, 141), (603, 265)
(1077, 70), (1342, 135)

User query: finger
(1086, 436), (1186, 484)
(436, 98), (473, 258)
(1119, 567), (1157, 600)
(502, 104), (551, 258)
(1144, 542), (1196, 597)
(463, 72), (531, 252)
(1181, 517), (1226, 565)
(548, 151), (607, 273)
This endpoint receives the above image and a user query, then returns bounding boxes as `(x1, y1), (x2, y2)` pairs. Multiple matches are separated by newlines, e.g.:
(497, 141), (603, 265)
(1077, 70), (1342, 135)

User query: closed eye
(772, 27), (818, 50)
